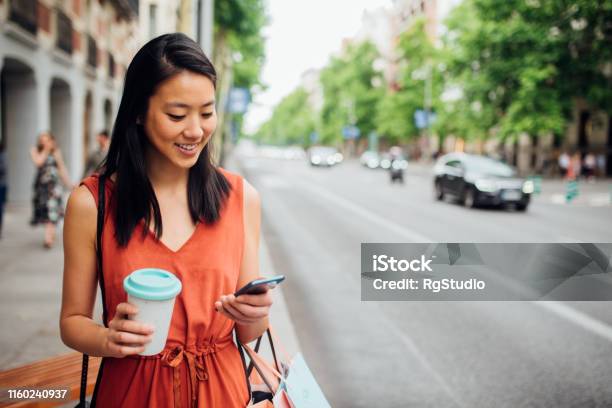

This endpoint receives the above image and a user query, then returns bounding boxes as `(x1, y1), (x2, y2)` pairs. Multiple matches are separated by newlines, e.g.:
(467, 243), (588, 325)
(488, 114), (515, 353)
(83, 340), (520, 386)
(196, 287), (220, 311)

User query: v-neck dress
(80, 169), (250, 408)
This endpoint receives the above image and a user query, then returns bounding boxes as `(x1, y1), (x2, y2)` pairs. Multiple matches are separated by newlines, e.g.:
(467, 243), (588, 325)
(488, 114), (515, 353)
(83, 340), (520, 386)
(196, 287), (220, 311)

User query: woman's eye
(167, 114), (185, 121)
(201, 112), (213, 118)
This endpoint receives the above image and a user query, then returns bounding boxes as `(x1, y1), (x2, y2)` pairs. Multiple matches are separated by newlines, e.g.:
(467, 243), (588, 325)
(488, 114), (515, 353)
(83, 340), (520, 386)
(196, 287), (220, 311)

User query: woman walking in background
(30, 131), (73, 248)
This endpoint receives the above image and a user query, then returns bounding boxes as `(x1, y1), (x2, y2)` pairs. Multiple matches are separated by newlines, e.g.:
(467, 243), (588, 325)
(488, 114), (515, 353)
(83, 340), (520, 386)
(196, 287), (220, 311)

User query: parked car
(433, 153), (533, 211)
(308, 146), (343, 167)
(360, 151), (380, 169)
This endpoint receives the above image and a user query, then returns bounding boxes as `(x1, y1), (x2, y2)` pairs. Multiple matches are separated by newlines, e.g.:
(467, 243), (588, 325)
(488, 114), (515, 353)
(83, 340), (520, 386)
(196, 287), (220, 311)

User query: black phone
(234, 275), (286, 296)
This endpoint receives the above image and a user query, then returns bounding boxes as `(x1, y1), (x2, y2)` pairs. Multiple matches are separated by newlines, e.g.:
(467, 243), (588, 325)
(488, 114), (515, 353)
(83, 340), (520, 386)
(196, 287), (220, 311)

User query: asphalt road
(237, 153), (612, 408)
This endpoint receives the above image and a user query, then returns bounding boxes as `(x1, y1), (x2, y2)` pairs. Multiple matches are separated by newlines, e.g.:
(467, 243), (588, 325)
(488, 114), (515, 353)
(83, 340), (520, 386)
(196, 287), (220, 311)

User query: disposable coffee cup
(123, 268), (182, 356)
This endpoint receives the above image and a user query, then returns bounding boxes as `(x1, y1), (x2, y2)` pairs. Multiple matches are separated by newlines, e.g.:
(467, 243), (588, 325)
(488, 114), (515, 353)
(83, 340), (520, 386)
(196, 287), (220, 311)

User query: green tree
(319, 41), (384, 145)
(439, 0), (612, 143)
(213, 0), (267, 157)
(376, 18), (443, 144)
(255, 88), (316, 146)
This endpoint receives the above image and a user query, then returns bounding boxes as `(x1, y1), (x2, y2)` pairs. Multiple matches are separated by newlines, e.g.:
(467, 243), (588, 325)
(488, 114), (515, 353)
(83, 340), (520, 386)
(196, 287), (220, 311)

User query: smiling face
(142, 70), (217, 170)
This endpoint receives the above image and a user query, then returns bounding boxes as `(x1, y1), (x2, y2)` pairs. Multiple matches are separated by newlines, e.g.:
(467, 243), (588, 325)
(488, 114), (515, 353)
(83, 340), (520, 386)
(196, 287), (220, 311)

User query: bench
(0, 352), (101, 407)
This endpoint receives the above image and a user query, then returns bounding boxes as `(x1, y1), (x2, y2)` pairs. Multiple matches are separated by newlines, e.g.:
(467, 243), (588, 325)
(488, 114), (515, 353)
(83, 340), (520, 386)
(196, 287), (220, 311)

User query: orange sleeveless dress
(81, 169), (250, 408)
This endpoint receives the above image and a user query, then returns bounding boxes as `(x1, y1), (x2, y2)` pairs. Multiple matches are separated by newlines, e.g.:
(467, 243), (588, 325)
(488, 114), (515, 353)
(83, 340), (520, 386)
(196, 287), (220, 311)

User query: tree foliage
(376, 18), (443, 143)
(438, 0), (612, 141)
(255, 88), (316, 145)
(319, 41), (384, 145)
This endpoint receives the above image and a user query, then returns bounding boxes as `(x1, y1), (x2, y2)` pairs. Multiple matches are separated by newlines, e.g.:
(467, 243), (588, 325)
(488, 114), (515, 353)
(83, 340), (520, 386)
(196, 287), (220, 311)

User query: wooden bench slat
(0, 353), (102, 408)
(0, 354), (84, 381)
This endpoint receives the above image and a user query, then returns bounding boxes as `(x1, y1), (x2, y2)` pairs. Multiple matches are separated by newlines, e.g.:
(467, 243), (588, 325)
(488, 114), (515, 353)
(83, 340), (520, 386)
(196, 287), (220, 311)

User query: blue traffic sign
(414, 110), (436, 129)
(342, 125), (360, 139)
(227, 88), (250, 114)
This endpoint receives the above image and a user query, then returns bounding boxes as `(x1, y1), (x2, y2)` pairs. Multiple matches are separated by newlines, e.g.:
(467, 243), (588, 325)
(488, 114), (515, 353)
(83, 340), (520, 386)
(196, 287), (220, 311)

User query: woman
(30, 131), (72, 248)
(60, 33), (272, 407)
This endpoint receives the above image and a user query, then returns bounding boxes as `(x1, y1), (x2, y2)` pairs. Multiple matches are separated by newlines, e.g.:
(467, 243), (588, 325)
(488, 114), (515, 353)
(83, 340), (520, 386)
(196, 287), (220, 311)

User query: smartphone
(234, 275), (286, 296)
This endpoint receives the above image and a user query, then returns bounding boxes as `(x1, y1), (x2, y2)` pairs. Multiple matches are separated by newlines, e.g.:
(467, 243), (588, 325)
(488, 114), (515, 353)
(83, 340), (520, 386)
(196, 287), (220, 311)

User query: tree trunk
(212, 32), (234, 166)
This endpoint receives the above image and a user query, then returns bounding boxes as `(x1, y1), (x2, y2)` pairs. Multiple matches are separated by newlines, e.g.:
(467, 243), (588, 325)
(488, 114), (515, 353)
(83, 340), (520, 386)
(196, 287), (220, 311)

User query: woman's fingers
(234, 291), (273, 307)
(105, 302), (157, 357)
(110, 330), (153, 346)
(216, 295), (268, 324)
(115, 302), (138, 317)
(106, 341), (147, 357)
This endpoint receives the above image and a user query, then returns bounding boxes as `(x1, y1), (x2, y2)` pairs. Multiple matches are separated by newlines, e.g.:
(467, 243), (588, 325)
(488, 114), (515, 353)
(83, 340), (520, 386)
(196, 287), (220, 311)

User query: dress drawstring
(160, 336), (233, 408)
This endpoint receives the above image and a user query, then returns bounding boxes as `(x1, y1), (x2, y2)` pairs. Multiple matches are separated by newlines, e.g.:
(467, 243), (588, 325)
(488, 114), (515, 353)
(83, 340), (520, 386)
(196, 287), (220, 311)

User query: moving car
(433, 153), (533, 211)
(360, 151), (380, 169)
(308, 146), (343, 167)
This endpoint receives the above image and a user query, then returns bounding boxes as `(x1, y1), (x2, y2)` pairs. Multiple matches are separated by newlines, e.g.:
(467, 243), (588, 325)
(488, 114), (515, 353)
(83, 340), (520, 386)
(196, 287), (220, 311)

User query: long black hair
(102, 33), (230, 247)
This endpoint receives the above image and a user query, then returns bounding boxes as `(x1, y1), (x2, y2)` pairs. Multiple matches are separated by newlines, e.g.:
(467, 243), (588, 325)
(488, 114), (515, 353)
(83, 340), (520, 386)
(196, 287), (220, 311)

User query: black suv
(433, 153), (533, 211)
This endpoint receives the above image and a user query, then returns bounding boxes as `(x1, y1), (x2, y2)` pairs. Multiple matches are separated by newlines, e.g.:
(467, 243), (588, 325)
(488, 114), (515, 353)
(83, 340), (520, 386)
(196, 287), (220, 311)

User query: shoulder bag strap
(77, 174), (107, 407)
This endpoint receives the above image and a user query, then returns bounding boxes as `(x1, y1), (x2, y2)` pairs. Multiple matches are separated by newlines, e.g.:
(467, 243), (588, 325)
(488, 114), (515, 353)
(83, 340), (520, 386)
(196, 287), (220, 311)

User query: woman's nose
(184, 114), (204, 139)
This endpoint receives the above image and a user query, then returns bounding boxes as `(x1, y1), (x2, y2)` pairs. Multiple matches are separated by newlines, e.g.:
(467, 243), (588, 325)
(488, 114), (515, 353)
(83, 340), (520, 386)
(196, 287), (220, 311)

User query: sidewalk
(0, 183), (299, 373)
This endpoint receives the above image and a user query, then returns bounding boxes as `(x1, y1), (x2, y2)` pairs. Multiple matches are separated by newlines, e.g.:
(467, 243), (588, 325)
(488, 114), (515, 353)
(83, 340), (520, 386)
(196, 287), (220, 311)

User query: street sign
(342, 125), (360, 140)
(368, 131), (378, 152)
(414, 110), (436, 129)
(227, 87), (250, 114)
(566, 180), (579, 203)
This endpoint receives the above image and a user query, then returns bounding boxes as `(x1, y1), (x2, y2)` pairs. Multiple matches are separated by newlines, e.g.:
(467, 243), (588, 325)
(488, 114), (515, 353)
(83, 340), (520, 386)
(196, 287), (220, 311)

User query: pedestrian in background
(29, 131), (73, 248)
(596, 153), (606, 177)
(558, 151), (570, 178)
(566, 152), (581, 181)
(0, 144), (7, 239)
(60, 33), (273, 407)
(583, 153), (596, 182)
(82, 130), (110, 177)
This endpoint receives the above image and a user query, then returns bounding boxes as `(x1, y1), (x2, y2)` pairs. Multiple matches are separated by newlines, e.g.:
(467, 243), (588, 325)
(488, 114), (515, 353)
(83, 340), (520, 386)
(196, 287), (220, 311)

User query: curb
(223, 153), (301, 356)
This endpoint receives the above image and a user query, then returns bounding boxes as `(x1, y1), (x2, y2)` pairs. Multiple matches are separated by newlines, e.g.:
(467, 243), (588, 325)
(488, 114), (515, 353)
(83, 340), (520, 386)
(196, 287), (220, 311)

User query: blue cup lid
(123, 268), (182, 301)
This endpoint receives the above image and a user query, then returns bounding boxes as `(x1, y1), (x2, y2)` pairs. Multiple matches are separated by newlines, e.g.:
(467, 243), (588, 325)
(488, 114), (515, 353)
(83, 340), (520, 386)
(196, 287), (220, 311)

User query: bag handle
(241, 339), (284, 393)
(77, 174), (108, 407)
(248, 328), (281, 377)
(237, 327), (284, 399)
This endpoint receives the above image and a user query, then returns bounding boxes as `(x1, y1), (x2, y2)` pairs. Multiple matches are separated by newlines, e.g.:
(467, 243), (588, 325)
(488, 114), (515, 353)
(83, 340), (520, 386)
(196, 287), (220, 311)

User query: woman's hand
(215, 290), (273, 326)
(103, 302), (155, 358)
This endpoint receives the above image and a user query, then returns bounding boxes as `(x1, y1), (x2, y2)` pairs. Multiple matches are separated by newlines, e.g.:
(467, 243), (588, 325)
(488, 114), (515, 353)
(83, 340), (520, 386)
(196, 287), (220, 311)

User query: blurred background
(1, 0), (612, 407)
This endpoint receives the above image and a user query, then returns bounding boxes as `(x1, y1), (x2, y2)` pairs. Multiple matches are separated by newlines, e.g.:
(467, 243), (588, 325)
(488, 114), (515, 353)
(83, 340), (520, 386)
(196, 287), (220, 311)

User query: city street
(236, 151), (612, 408)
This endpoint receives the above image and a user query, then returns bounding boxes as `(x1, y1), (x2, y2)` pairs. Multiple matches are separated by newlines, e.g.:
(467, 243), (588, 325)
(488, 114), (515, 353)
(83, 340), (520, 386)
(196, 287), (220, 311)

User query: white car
(308, 147), (343, 167)
(360, 151), (380, 169)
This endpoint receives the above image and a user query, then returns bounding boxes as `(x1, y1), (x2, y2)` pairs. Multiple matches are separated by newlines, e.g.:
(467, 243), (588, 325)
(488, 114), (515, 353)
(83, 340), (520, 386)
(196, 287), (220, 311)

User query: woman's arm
(53, 150), (74, 189)
(30, 146), (48, 168)
(60, 186), (154, 357)
(216, 179), (272, 344)
(60, 186), (109, 355)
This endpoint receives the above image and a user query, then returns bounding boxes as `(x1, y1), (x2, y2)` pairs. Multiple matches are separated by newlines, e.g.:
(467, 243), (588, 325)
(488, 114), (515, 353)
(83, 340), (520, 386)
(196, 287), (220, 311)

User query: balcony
(9, 0), (37, 35)
(87, 35), (97, 68)
(56, 10), (73, 55)
(109, 54), (115, 79)
(110, 0), (139, 19)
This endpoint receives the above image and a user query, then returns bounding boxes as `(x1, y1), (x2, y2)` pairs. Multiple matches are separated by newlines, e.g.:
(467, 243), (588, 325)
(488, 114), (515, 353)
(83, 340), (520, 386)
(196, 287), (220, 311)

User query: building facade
(0, 0), (139, 203)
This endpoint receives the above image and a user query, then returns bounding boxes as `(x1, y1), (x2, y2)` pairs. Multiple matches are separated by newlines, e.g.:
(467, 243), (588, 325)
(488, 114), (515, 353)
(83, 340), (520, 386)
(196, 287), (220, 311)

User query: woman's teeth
(176, 143), (197, 151)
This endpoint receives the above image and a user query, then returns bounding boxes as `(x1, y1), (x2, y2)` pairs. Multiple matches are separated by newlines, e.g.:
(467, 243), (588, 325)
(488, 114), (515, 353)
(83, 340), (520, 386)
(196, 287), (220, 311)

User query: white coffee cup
(123, 268), (182, 356)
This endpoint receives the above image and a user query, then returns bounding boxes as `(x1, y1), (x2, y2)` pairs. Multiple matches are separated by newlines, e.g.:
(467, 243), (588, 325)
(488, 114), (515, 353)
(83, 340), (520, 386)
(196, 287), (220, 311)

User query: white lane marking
(551, 194), (566, 204)
(258, 175), (291, 189)
(535, 301), (612, 342)
(298, 178), (612, 342)
(298, 180), (434, 242)
(372, 302), (466, 408)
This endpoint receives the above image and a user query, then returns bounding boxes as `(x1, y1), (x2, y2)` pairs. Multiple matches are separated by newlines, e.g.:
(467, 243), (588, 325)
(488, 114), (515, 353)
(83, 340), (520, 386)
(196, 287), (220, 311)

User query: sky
(243, 0), (392, 134)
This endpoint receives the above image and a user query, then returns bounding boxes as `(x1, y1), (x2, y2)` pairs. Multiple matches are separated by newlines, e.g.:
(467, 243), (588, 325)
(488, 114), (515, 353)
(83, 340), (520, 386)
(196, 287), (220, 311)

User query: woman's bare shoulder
(65, 185), (97, 225)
